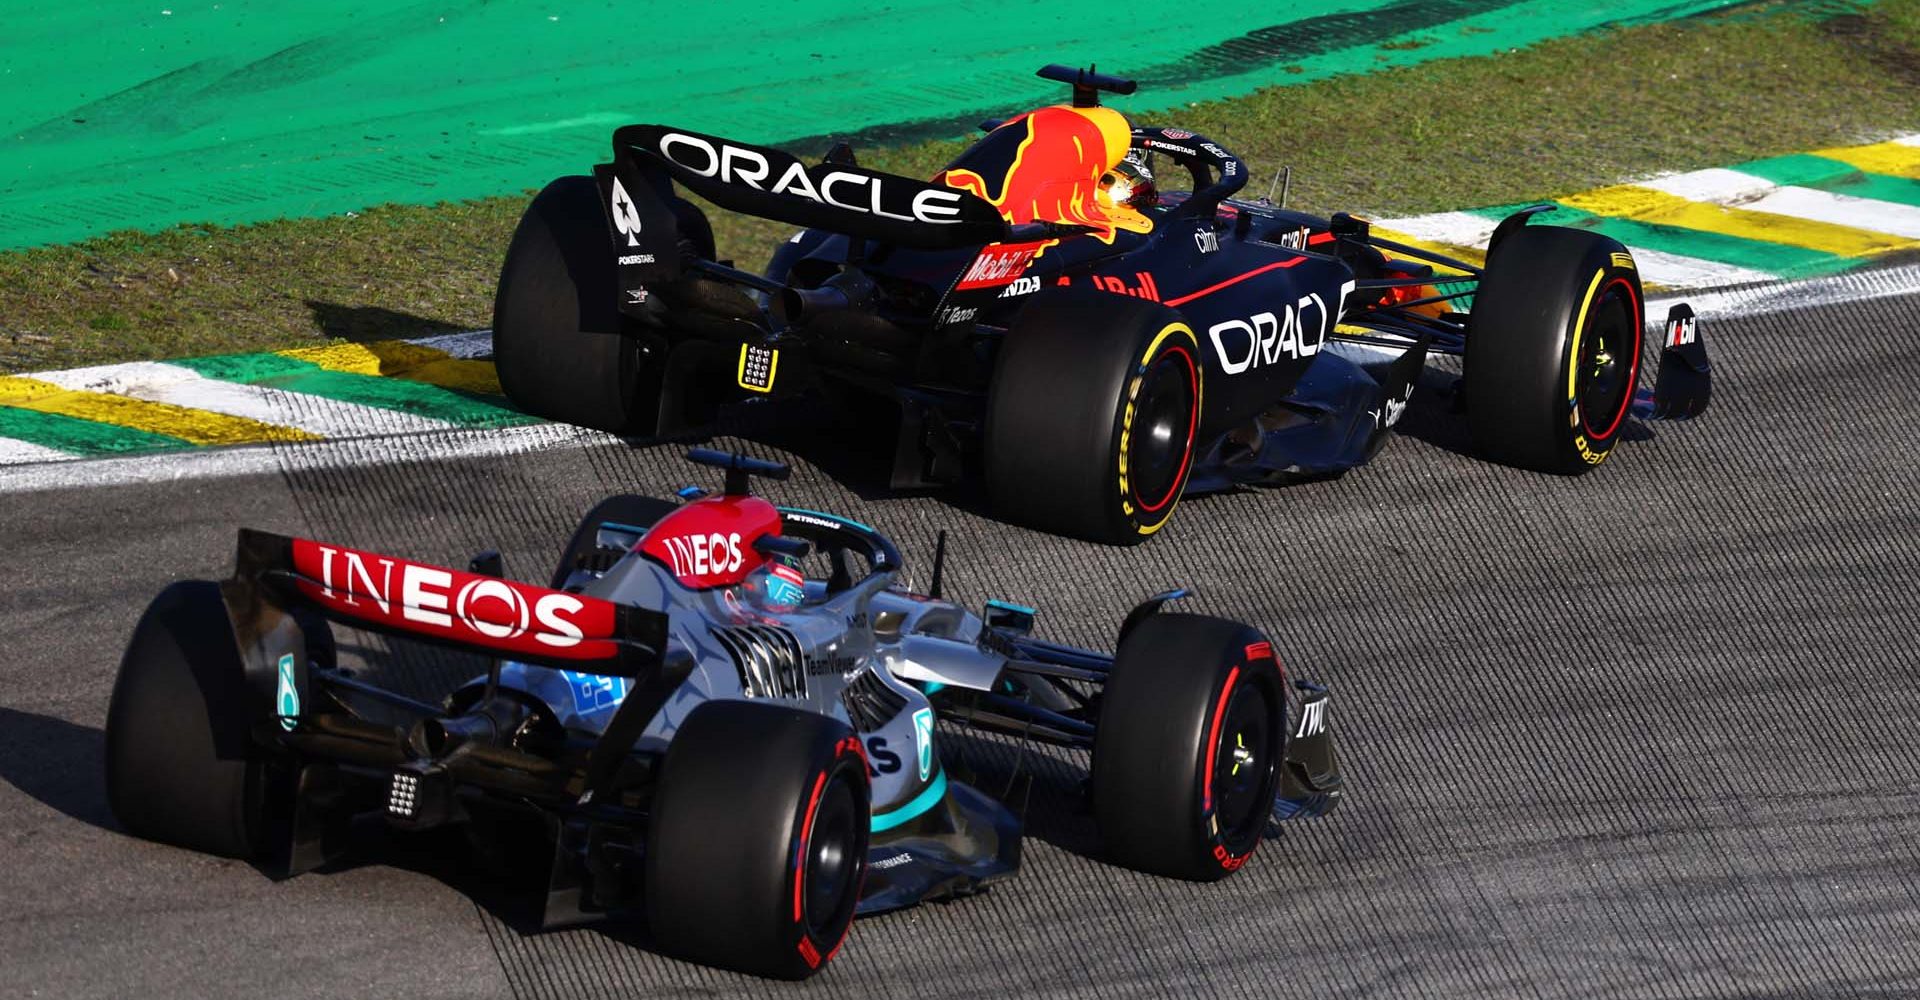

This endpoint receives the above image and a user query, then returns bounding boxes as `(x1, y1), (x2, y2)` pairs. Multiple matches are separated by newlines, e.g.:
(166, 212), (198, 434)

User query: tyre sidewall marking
(1116, 321), (1201, 536)
(1582, 275), (1643, 443)
(791, 739), (868, 970)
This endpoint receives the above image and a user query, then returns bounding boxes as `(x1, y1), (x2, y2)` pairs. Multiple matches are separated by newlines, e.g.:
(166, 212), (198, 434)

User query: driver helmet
(742, 552), (806, 614)
(1098, 152), (1158, 211)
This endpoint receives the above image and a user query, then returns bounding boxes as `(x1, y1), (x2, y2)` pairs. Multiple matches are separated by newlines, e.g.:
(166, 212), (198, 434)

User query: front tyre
(1465, 226), (1646, 473)
(986, 288), (1202, 545)
(1091, 614), (1286, 881)
(646, 701), (870, 979)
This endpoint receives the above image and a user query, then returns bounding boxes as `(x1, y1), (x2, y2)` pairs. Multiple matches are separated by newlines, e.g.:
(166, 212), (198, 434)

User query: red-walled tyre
(646, 700), (870, 979)
(1091, 613), (1285, 881)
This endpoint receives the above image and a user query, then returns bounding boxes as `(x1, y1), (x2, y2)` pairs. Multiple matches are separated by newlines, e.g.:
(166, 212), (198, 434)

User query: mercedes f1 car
(104, 449), (1344, 979)
(491, 65), (1713, 545)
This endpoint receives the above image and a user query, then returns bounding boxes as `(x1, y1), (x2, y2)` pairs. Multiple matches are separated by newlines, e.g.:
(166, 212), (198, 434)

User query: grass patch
(2, 0), (1917, 374)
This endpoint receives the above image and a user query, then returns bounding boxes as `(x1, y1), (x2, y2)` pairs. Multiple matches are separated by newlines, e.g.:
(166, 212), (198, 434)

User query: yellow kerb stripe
(0, 375), (318, 445)
(1559, 184), (1920, 257)
(1810, 140), (1920, 181)
(277, 341), (504, 395)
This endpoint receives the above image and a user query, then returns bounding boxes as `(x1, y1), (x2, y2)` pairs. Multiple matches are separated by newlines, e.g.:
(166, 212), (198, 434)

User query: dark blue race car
(493, 65), (1712, 544)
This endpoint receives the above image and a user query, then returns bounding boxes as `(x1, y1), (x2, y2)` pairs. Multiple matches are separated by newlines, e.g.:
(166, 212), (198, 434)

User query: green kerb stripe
(1472, 203), (1852, 279)
(170, 353), (536, 428)
(1733, 155), (1920, 209)
(0, 406), (192, 456)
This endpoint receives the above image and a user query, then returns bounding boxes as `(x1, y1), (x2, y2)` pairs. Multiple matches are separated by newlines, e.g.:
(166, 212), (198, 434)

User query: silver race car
(104, 449), (1344, 979)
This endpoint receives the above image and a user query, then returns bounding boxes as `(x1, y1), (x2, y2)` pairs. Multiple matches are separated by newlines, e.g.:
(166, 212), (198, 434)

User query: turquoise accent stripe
(922, 681), (947, 695)
(1734, 154), (1920, 209)
(1472, 203), (1851, 278)
(870, 768), (948, 833)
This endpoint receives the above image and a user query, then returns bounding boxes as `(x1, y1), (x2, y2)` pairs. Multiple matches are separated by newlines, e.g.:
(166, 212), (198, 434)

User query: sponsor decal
(1277, 226), (1311, 250)
(625, 287), (650, 305)
(560, 670), (629, 715)
(1212, 843), (1250, 871)
(1296, 698), (1328, 738)
(997, 275), (1041, 298)
(655, 131), (969, 225)
(275, 653), (299, 731)
(1372, 382), (1414, 429)
(655, 532), (744, 579)
(608, 177), (643, 247)
(1206, 293), (1344, 374)
(1142, 139), (1197, 157)
(1194, 230), (1220, 254)
(1088, 271), (1160, 301)
(1160, 128), (1194, 140)
(616, 253), (656, 266)
(871, 851), (914, 870)
(954, 241), (1044, 290)
(912, 707), (935, 781)
(807, 647), (857, 677)
(1244, 641), (1274, 661)
(940, 105), (1151, 246)
(1610, 251), (1636, 271)
(1669, 315), (1698, 347)
(938, 305), (978, 325)
(737, 344), (777, 393)
(865, 736), (903, 776)
(292, 540), (614, 659)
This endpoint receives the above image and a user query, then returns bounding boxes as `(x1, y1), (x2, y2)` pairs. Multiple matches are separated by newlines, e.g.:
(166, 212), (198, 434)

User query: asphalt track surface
(2, 281), (1918, 999)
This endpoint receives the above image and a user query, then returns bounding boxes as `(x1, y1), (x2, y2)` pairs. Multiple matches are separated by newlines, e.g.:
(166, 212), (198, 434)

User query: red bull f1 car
(492, 65), (1712, 544)
(104, 449), (1343, 980)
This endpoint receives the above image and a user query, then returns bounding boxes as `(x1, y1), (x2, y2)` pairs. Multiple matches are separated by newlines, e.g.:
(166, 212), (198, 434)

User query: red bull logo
(938, 105), (1151, 250)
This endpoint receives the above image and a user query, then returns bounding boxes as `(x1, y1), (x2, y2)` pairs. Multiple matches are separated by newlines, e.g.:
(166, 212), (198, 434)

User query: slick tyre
(646, 701), (870, 979)
(1092, 614), (1285, 881)
(493, 175), (665, 434)
(105, 580), (274, 859)
(549, 493), (678, 587)
(986, 288), (1202, 545)
(1466, 226), (1646, 473)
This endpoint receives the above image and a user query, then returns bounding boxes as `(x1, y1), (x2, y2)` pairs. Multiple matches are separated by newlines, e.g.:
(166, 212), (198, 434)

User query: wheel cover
(801, 772), (861, 933)
(1210, 680), (1278, 847)
(1127, 345), (1198, 514)
(1576, 278), (1641, 441)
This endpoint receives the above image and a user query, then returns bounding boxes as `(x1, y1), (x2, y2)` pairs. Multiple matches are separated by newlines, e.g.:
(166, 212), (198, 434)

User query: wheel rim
(1210, 680), (1277, 846)
(801, 771), (860, 933)
(1577, 278), (1641, 441)
(1128, 346), (1198, 514)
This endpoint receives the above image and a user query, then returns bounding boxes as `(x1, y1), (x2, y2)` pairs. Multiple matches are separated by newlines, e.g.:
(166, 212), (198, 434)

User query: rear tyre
(986, 288), (1202, 545)
(105, 580), (271, 858)
(1092, 614), (1285, 881)
(550, 493), (678, 588)
(493, 175), (663, 434)
(646, 701), (870, 979)
(1465, 226), (1646, 473)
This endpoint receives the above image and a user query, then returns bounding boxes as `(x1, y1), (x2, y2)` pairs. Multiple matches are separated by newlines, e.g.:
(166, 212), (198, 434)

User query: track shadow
(0, 705), (114, 831)
(1386, 362), (1654, 464)
(304, 301), (468, 344)
(939, 727), (1109, 864)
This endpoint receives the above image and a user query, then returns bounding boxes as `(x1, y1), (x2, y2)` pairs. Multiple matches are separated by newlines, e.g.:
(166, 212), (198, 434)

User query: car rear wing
(599, 124), (1012, 282)
(221, 528), (669, 681)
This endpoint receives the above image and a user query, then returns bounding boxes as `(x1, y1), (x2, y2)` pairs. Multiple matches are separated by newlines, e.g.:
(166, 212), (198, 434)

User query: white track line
(30, 361), (460, 438)
(0, 422), (603, 493)
(1376, 210), (1778, 288)
(1646, 261), (1920, 323)
(0, 438), (74, 465)
(410, 330), (494, 359)
(1641, 168), (1920, 239)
